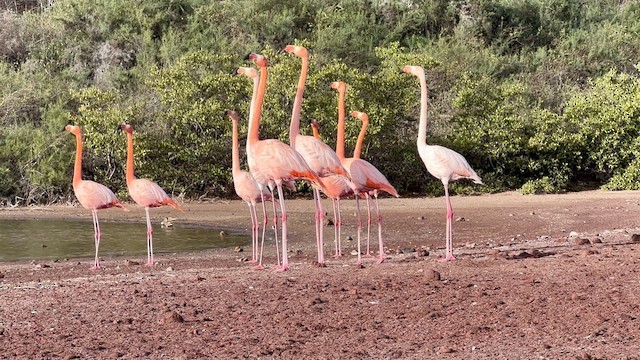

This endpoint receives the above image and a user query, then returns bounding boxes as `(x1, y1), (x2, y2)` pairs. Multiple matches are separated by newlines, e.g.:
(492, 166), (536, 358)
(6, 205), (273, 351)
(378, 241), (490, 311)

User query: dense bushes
(1, 0), (640, 205)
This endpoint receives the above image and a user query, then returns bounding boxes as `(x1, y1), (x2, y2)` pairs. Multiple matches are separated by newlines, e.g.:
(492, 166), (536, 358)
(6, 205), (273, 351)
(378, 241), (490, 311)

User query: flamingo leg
(145, 207), (155, 266)
(269, 184), (281, 267)
(255, 193), (268, 270)
(314, 188), (325, 265)
(440, 183), (456, 262)
(336, 198), (343, 257)
(91, 210), (101, 270)
(332, 198), (340, 258)
(276, 182), (289, 271)
(355, 193), (363, 265)
(373, 193), (385, 264)
(248, 203), (258, 263)
(365, 193), (372, 257)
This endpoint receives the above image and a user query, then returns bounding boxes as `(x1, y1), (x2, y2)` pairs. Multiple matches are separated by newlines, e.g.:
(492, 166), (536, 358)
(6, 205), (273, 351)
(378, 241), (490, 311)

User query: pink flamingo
(237, 66), (285, 269)
(331, 81), (399, 265)
(119, 123), (184, 266)
(64, 125), (127, 269)
(349, 110), (373, 256)
(284, 44), (350, 266)
(402, 65), (482, 261)
(310, 120), (355, 258)
(247, 52), (326, 271)
(227, 110), (273, 268)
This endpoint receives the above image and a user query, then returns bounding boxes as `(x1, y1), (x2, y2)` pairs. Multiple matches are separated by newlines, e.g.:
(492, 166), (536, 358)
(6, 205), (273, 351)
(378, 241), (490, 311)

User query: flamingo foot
(248, 259), (258, 263)
(438, 255), (456, 262)
(363, 252), (374, 258)
(145, 261), (155, 267)
(251, 264), (265, 270)
(376, 256), (385, 264)
(274, 265), (289, 272)
(332, 253), (343, 259)
(90, 265), (101, 270)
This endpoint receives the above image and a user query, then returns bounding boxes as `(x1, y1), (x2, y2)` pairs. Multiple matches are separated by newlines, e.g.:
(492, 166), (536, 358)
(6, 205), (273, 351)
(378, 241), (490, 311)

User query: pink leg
(355, 193), (363, 265)
(254, 194), (268, 270)
(314, 188), (325, 265)
(336, 199), (343, 257)
(276, 182), (289, 271)
(364, 194), (372, 257)
(332, 199), (340, 258)
(145, 207), (155, 266)
(439, 184), (456, 262)
(373, 193), (385, 264)
(248, 203), (258, 263)
(269, 184), (281, 267)
(91, 210), (101, 270)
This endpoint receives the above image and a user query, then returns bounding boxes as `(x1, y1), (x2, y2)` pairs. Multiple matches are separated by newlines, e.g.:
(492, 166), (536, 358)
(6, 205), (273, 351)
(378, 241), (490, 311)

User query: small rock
(125, 259), (140, 266)
(295, 249), (304, 256)
(569, 231), (579, 238)
(41, 244), (47, 248)
(196, 275), (205, 281)
(418, 216), (425, 220)
(219, 230), (227, 237)
(455, 217), (466, 222)
(579, 249), (598, 257)
(417, 249), (429, 257)
(324, 218), (334, 226)
(425, 269), (441, 281)
(165, 267), (174, 272)
(631, 234), (640, 243)
(438, 346), (455, 354)
(346, 236), (353, 242)
(162, 310), (184, 324)
(350, 250), (360, 256)
(530, 211), (536, 215)
(591, 237), (603, 244)
(234, 246), (243, 252)
(575, 238), (591, 246)
(0, 272), (5, 279)
(402, 247), (416, 254)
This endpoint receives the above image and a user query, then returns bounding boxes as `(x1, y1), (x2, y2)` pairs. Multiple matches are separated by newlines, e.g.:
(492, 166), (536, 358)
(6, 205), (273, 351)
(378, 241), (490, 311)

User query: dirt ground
(0, 190), (639, 359)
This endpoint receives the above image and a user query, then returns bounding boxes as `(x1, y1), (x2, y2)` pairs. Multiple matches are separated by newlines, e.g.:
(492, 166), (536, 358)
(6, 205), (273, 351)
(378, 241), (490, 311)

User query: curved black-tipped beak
(243, 53), (252, 60)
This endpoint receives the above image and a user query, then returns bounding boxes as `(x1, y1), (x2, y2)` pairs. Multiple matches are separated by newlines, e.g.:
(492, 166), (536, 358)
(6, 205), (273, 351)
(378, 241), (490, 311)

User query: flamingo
(349, 110), (373, 257)
(402, 65), (482, 261)
(246, 52), (326, 271)
(64, 125), (127, 269)
(331, 81), (399, 265)
(237, 66), (285, 269)
(284, 44), (350, 266)
(310, 120), (355, 258)
(119, 123), (184, 266)
(227, 109), (273, 269)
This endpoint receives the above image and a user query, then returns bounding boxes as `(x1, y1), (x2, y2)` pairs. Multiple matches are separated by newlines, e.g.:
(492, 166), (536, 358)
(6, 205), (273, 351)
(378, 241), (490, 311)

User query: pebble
(569, 231), (579, 238)
(579, 249), (598, 257)
(234, 246), (243, 252)
(438, 346), (455, 354)
(575, 238), (591, 246)
(425, 269), (441, 281)
(350, 250), (360, 256)
(166, 267), (174, 272)
(0, 272), (4, 279)
(631, 234), (640, 243)
(324, 218), (334, 226)
(162, 310), (184, 324)
(455, 216), (466, 222)
(402, 247), (416, 254)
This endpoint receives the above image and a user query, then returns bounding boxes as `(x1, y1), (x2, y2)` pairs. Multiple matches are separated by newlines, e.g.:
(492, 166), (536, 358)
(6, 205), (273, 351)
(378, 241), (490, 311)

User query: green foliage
(2, 0), (640, 203)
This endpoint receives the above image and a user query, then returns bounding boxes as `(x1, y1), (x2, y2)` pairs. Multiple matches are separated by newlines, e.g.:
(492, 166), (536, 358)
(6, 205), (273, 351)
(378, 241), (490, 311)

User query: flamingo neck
(353, 120), (368, 159)
(231, 118), (241, 174)
(72, 132), (83, 188)
(125, 131), (136, 185)
(289, 55), (308, 148)
(249, 63), (268, 147)
(246, 75), (260, 155)
(335, 87), (346, 160)
(311, 125), (320, 140)
(417, 70), (429, 146)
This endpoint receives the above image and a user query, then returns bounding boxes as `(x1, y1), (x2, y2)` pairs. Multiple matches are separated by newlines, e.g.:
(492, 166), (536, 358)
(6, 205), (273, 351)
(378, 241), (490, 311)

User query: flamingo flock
(63, 46), (482, 270)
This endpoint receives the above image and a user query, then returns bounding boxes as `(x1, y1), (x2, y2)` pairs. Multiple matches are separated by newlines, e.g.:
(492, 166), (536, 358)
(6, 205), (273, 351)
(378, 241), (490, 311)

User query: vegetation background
(1, 0), (639, 205)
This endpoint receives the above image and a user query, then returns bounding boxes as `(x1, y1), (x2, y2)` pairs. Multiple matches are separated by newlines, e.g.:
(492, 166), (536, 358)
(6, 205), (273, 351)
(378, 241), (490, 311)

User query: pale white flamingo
(402, 65), (482, 261)
(331, 81), (399, 265)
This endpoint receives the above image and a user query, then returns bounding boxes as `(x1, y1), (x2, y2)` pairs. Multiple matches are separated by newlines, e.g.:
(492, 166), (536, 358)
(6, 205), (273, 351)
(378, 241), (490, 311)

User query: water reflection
(0, 219), (248, 262)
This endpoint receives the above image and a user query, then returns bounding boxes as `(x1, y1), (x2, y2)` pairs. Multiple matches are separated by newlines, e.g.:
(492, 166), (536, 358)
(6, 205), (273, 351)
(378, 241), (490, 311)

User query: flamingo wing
(320, 174), (355, 199)
(295, 135), (348, 178)
(252, 139), (320, 183)
(74, 180), (124, 210)
(348, 159), (399, 197)
(128, 178), (172, 208)
(419, 145), (482, 184)
(234, 169), (272, 203)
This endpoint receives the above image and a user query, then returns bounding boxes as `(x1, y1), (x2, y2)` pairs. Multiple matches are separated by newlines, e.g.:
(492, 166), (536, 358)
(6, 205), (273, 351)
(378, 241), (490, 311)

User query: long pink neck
(353, 119), (368, 159)
(125, 131), (137, 185)
(335, 86), (346, 160)
(289, 54), (308, 147)
(249, 63), (268, 146)
(72, 132), (83, 187)
(246, 75), (259, 156)
(417, 69), (429, 146)
(231, 117), (241, 174)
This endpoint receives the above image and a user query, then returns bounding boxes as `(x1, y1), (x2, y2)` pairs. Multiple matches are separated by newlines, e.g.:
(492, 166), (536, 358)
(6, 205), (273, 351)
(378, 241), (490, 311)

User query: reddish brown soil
(1, 191), (639, 359)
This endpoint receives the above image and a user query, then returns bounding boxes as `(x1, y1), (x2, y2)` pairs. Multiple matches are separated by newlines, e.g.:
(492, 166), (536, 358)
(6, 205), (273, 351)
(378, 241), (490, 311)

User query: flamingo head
(226, 110), (239, 122)
(402, 65), (424, 76)
(119, 123), (134, 134)
(350, 111), (369, 124)
(283, 45), (308, 58)
(309, 119), (319, 128)
(330, 81), (346, 92)
(64, 124), (81, 136)
(237, 66), (258, 79)
(247, 53), (268, 67)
